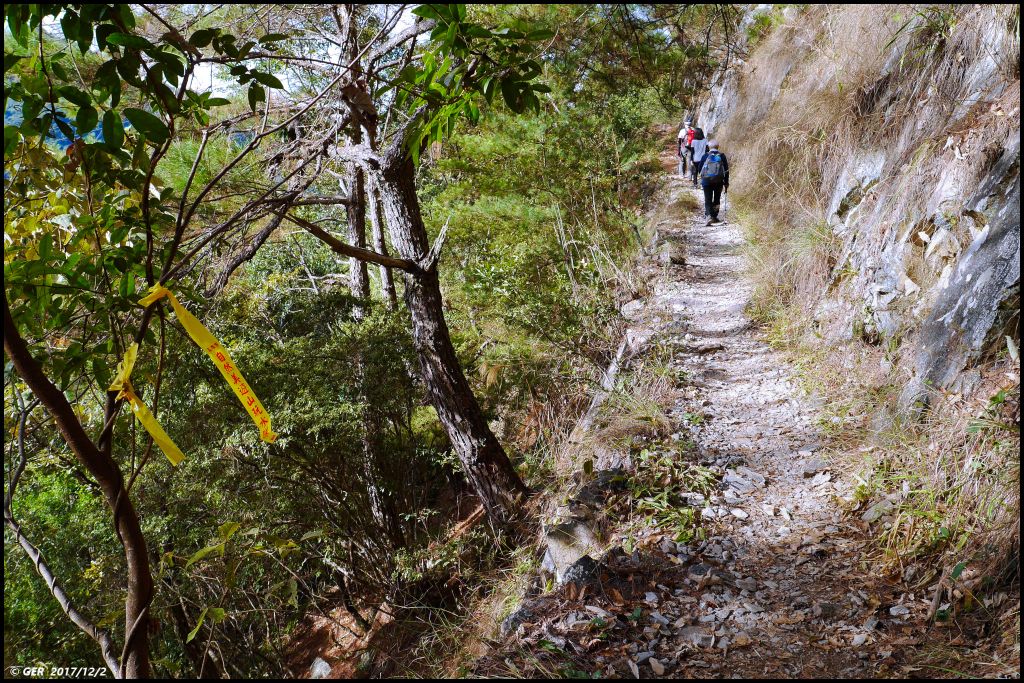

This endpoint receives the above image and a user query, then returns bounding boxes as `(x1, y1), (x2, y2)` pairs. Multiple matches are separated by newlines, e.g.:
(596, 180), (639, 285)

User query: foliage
(628, 448), (717, 543)
(394, 4), (555, 163)
(3, 3), (726, 676)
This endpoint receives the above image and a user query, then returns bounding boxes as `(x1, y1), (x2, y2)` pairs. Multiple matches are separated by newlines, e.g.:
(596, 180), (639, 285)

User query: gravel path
(481, 173), (933, 679)
(642, 176), (924, 678)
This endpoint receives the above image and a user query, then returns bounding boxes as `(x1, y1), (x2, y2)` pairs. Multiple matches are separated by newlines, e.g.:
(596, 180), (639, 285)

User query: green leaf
(411, 5), (442, 21)
(950, 561), (966, 580)
(55, 117), (76, 141)
(131, 133), (150, 171)
(189, 28), (217, 48)
(8, 10), (29, 46)
(116, 56), (146, 87)
(93, 59), (118, 91)
(500, 79), (523, 113)
(92, 358), (111, 389)
(252, 72), (284, 89)
(4, 54), (26, 72)
(50, 60), (70, 82)
(482, 77), (496, 104)
(207, 607), (226, 623)
(108, 78), (122, 108)
(186, 608), (207, 643)
(76, 22), (94, 55)
(119, 271), (135, 298)
(58, 86), (92, 108)
(185, 542), (225, 569)
(102, 109), (124, 149)
(205, 97), (231, 107)
(106, 32), (152, 50)
(4, 125), (20, 155)
(218, 521), (241, 541)
(521, 59), (543, 80)
(76, 106), (98, 135)
(464, 25), (491, 39)
(258, 32), (289, 44)
(247, 83), (265, 111)
(123, 108), (168, 144)
(60, 10), (80, 42)
(117, 5), (137, 30)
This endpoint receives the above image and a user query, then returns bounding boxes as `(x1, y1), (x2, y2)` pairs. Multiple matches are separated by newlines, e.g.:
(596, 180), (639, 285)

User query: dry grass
(723, 4), (1019, 331)
(765, 305), (1020, 671)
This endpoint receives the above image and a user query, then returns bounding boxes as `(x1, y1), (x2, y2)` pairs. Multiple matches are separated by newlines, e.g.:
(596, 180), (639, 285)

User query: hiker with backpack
(689, 126), (708, 188)
(677, 118), (695, 176)
(700, 140), (729, 225)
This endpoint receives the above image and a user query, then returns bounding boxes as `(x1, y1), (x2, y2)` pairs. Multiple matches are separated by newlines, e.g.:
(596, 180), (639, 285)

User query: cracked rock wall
(699, 4), (1020, 411)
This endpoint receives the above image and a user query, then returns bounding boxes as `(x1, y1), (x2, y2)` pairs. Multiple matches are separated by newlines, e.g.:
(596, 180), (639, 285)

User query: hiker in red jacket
(677, 119), (696, 175)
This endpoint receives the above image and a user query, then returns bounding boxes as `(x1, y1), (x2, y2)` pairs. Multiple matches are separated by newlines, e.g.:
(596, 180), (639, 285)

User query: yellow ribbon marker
(109, 342), (187, 466)
(139, 284), (278, 443)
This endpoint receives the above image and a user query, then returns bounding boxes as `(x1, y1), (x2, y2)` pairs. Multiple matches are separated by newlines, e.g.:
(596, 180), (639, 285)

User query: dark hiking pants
(691, 157), (704, 186)
(703, 182), (724, 219)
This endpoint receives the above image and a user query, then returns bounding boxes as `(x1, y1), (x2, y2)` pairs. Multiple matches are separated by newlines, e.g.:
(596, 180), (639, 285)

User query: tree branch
(4, 296), (153, 678)
(205, 212), (286, 297)
(281, 213), (420, 274)
(4, 392), (121, 676)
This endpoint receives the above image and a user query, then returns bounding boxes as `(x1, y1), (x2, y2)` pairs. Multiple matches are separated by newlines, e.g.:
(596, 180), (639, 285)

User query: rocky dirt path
(481, 172), (935, 678)
(641, 176), (926, 678)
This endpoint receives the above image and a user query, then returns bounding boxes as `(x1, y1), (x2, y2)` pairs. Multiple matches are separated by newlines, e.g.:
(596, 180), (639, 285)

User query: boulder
(540, 508), (603, 584)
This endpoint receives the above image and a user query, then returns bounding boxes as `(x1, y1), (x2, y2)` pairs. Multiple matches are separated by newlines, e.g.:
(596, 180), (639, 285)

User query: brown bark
(374, 155), (529, 524)
(205, 212), (284, 297)
(338, 3), (407, 546)
(4, 297), (153, 678)
(284, 214), (417, 272)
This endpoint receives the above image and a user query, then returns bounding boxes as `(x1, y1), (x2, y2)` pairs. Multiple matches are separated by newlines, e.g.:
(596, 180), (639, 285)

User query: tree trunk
(4, 298), (152, 678)
(346, 164), (405, 545)
(366, 177), (398, 309)
(375, 156), (529, 524)
(346, 165), (370, 312)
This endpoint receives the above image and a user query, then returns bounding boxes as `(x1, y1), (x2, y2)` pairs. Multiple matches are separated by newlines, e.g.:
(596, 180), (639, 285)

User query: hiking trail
(480, 165), (937, 679)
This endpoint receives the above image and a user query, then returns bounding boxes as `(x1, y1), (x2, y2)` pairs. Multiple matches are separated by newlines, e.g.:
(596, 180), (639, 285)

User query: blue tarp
(5, 100), (125, 150)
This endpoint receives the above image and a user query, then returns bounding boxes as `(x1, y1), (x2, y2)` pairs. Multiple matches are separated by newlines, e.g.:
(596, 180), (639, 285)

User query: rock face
(699, 4), (1021, 413)
(902, 139), (1021, 410)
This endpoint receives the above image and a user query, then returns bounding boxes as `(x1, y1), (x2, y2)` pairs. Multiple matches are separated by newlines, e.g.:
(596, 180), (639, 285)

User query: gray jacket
(691, 136), (709, 162)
